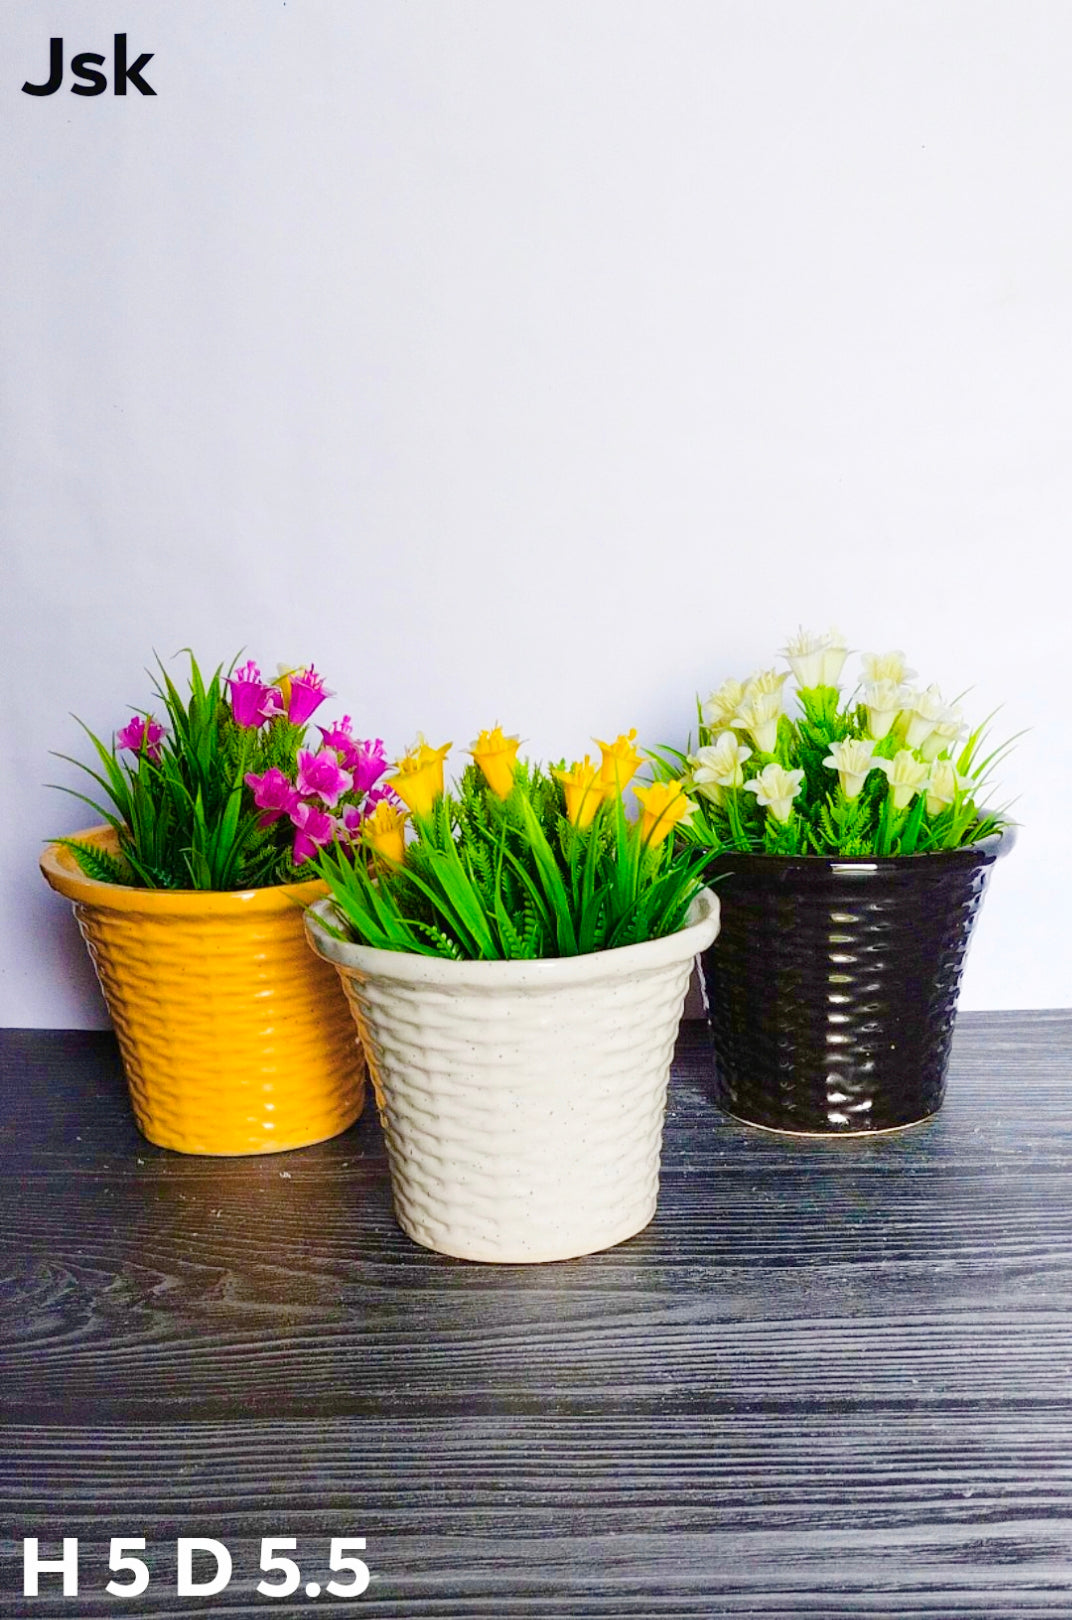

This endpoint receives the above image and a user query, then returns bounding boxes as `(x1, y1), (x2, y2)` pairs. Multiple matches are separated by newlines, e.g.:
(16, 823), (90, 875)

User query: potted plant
(655, 630), (1016, 1135)
(304, 728), (720, 1262)
(41, 654), (385, 1155)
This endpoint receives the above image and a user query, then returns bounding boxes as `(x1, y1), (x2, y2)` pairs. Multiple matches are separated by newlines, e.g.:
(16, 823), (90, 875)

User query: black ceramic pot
(699, 828), (1013, 1134)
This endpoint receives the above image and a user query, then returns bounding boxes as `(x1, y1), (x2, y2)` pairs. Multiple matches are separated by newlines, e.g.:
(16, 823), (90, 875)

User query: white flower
(701, 678), (746, 732)
(919, 708), (966, 762)
(903, 684), (948, 751)
(860, 649), (917, 686)
(925, 758), (972, 817)
(822, 738), (878, 801)
(874, 749), (930, 810)
(689, 733), (753, 803)
(781, 627), (848, 689)
(730, 689), (784, 755)
(781, 628), (826, 688)
(861, 679), (911, 740)
(819, 627), (850, 686)
(744, 762), (805, 824)
(742, 667), (790, 701)
(786, 628), (825, 686)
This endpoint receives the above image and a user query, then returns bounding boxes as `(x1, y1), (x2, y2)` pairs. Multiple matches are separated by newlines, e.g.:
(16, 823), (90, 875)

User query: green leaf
(53, 838), (135, 886)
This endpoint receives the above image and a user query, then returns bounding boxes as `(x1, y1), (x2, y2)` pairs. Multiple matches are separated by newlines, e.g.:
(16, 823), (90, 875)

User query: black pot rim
(702, 821), (1014, 880)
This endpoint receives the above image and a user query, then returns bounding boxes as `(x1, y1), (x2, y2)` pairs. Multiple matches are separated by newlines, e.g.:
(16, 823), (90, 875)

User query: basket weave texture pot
(306, 889), (720, 1262)
(700, 829), (1012, 1135)
(41, 827), (365, 1155)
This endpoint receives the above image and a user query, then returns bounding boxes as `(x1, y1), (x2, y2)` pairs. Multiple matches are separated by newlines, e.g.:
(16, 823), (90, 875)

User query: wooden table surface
(2, 1011), (1072, 1618)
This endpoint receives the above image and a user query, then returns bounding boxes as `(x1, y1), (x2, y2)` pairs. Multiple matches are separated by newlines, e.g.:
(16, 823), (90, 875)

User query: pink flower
(364, 783), (400, 811)
(290, 800), (336, 864)
(318, 715), (361, 769)
(318, 721), (389, 794)
(285, 665), (331, 727)
(117, 715), (165, 763)
(295, 747), (353, 808)
(227, 661), (278, 729)
(339, 803), (366, 838)
(351, 737), (389, 794)
(336, 785), (399, 840)
(244, 767), (300, 826)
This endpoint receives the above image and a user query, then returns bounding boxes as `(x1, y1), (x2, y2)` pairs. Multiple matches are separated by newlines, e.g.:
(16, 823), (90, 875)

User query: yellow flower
(388, 739), (451, 818)
(469, 725), (521, 800)
(634, 780), (694, 848)
(362, 800), (407, 866)
(595, 729), (642, 795)
(554, 755), (605, 829)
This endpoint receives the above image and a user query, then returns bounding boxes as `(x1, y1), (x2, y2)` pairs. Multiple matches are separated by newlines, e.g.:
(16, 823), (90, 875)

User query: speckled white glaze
(306, 889), (720, 1263)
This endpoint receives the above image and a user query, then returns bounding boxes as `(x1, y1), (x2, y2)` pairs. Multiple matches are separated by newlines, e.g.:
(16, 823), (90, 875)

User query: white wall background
(2, 0), (1068, 1027)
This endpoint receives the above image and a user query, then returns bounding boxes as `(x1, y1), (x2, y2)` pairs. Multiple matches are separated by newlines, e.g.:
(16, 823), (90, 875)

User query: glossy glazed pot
(699, 829), (1013, 1135)
(306, 889), (721, 1263)
(41, 827), (365, 1155)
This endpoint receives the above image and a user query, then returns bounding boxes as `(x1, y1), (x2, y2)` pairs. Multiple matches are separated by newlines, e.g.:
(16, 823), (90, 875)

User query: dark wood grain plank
(3, 1019), (1072, 1422)
(4, 1416), (1072, 1616)
(2, 1014), (1072, 1616)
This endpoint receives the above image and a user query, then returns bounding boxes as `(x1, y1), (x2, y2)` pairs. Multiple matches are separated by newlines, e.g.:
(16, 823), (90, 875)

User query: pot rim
(701, 822), (1014, 879)
(40, 825), (326, 915)
(306, 886), (720, 988)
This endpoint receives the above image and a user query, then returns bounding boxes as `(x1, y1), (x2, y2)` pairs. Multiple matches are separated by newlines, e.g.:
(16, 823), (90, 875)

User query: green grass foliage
(655, 683), (1016, 859)
(52, 654), (309, 890)
(315, 762), (709, 960)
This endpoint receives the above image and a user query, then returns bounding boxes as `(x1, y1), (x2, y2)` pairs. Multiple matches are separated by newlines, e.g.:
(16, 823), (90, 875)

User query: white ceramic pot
(306, 889), (720, 1263)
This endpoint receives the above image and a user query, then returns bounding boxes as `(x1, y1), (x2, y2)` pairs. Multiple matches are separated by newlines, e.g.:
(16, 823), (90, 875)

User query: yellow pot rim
(41, 825), (326, 915)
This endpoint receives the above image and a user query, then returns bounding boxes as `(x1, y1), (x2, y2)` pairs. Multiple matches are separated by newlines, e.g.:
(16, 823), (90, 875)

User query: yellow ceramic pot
(41, 827), (365, 1155)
